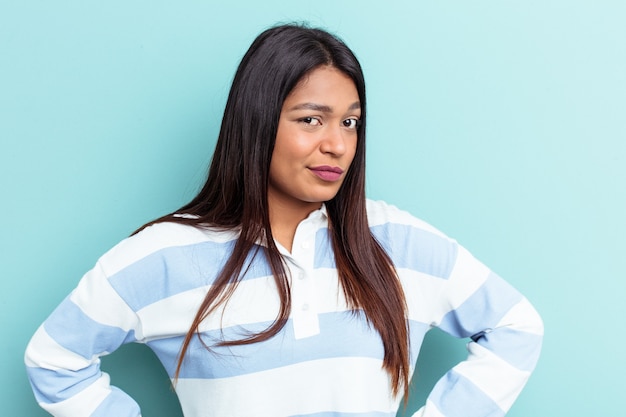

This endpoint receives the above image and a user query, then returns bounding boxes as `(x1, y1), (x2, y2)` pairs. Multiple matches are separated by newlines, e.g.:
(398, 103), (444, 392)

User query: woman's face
(268, 66), (360, 214)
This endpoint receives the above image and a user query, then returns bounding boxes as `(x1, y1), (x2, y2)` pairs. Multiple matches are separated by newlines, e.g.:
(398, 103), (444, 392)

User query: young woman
(25, 24), (543, 417)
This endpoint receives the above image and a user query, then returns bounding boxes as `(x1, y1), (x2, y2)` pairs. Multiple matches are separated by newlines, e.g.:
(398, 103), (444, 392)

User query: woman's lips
(309, 165), (344, 181)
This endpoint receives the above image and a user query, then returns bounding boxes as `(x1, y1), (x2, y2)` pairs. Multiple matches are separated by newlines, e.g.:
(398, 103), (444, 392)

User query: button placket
(289, 217), (320, 339)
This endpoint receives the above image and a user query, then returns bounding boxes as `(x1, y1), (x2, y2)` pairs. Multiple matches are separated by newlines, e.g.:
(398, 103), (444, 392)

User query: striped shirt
(25, 200), (543, 417)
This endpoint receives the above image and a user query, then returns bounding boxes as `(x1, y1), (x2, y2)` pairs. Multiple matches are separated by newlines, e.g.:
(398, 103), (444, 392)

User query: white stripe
(137, 269), (356, 339)
(136, 289), (202, 340)
(70, 265), (141, 337)
(137, 266), (457, 340)
(175, 357), (399, 417)
(40, 373), (111, 417)
(25, 326), (92, 371)
(399, 269), (448, 325)
(410, 402), (446, 417)
(496, 297), (544, 335)
(310, 268), (350, 313)
(454, 342), (531, 412)
(138, 276), (282, 337)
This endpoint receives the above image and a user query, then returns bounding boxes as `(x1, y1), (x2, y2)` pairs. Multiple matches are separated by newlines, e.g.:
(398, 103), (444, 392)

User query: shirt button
(298, 272), (305, 280)
(301, 241), (310, 249)
(302, 303), (309, 311)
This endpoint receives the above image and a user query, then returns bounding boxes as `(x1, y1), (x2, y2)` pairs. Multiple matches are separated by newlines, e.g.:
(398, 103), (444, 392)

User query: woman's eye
(343, 118), (360, 130)
(300, 117), (322, 126)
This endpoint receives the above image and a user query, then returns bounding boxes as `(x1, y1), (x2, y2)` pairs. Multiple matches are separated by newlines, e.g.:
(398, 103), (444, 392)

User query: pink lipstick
(309, 165), (344, 181)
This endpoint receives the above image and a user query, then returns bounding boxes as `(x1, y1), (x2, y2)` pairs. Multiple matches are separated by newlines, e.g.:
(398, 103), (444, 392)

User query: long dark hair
(138, 23), (410, 398)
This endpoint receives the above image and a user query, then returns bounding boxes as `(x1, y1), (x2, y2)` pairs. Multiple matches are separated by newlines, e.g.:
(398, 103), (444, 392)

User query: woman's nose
(319, 125), (348, 155)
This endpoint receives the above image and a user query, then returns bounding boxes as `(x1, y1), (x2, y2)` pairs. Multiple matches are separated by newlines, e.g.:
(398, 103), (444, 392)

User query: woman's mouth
(309, 165), (344, 181)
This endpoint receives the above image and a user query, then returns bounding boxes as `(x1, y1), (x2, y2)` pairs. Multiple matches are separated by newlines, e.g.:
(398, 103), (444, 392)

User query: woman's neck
(268, 198), (322, 252)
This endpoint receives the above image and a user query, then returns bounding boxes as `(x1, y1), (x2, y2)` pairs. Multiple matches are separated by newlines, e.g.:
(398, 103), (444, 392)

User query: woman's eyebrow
(287, 101), (361, 113)
(288, 102), (333, 113)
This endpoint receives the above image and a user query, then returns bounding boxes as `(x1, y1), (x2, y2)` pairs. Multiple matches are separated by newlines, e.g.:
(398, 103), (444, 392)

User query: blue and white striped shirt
(25, 200), (543, 417)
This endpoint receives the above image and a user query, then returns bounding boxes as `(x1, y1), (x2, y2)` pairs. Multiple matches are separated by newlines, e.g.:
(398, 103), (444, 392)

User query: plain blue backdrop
(1, 1), (625, 416)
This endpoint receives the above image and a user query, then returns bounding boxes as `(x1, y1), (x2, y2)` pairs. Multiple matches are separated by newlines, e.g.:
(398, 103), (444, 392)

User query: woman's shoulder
(366, 199), (460, 278)
(365, 199), (449, 238)
(97, 220), (239, 276)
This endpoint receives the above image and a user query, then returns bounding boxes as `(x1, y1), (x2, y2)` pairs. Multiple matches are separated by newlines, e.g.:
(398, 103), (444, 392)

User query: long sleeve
(413, 245), (544, 417)
(25, 261), (143, 417)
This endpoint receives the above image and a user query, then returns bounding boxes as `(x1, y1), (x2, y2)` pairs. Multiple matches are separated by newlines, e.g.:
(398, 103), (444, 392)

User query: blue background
(1, 1), (624, 416)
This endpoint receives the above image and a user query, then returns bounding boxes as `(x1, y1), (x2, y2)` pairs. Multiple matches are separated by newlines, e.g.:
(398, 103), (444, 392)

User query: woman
(25, 24), (543, 417)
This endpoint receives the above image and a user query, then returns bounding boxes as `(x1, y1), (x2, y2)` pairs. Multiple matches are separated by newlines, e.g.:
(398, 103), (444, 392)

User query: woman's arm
(25, 262), (143, 417)
(414, 245), (544, 417)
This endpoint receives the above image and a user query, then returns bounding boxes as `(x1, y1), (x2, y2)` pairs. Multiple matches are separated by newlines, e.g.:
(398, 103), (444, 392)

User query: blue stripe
(478, 327), (543, 372)
(91, 386), (141, 417)
(430, 370), (504, 417)
(43, 297), (136, 359)
(314, 227), (335, 268)
(26, 363), (100, 404)
(149, 311), (388, 379)
(313, 223), (458, 279)
(408, 320), (430, 363)
(108, 240), (273, 311)
(150, 314), (433, 380)
(371, 223), (458, 279)
(438, 272), (523, 338)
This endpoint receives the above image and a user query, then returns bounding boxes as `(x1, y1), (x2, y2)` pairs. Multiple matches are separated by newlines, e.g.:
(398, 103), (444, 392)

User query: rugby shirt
(25, 199), (544, 417)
